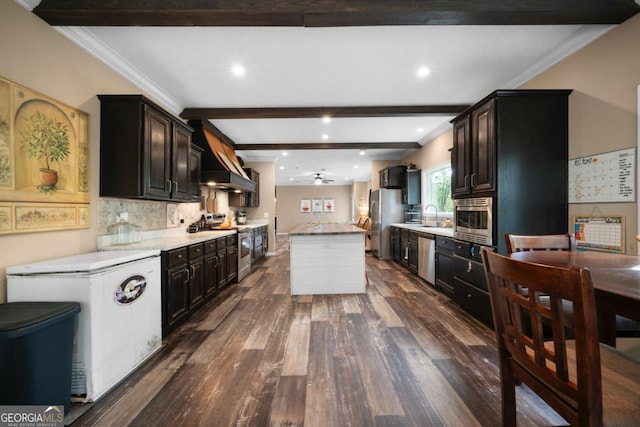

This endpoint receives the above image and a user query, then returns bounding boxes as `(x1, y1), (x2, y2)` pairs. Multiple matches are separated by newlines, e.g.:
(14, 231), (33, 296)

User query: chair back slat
(481, 249), (603, 426)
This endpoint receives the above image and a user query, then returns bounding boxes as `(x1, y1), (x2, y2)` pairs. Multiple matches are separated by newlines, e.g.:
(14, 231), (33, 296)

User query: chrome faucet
(423, 204), (439, 226)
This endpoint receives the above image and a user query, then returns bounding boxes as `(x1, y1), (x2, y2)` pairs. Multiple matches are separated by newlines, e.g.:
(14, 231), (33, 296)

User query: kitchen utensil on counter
(108, 213), (142, 245)
(206, 189), (214, 213)
(212, 190), (219, 213)
(237, 212), (247, 224)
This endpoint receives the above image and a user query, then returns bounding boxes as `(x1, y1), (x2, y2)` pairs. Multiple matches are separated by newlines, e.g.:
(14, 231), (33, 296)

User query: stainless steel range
(237, 228), (253, 281)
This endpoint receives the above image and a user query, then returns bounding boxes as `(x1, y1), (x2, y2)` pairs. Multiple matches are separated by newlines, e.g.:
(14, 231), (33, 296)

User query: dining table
(510, 249), (640, 347)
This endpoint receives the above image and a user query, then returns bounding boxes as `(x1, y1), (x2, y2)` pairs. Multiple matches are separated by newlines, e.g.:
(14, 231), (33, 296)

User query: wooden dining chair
(504, 233), (574, 254)
(481, 249), (640, 426)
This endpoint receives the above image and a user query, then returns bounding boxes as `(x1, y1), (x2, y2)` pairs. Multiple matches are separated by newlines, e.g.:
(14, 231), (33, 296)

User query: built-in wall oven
(454, 197), (493, 246)
(238, 228), (252, 281)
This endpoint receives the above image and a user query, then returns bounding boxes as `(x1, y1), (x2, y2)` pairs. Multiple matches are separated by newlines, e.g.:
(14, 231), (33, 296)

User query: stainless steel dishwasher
(418, 234), (435, 285)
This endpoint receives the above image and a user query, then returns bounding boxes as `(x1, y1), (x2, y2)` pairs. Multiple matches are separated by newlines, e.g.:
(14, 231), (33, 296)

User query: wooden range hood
(189, 120), (256, 193)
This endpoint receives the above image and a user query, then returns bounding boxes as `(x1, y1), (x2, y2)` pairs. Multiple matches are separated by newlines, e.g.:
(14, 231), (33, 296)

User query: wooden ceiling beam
(180, 106), (468, 120)
(32, 1), (640, 27)
(235, 142), (421, 151)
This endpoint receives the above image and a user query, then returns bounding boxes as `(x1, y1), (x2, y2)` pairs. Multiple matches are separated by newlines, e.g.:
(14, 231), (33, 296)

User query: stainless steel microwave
(454, 197), (493, 246)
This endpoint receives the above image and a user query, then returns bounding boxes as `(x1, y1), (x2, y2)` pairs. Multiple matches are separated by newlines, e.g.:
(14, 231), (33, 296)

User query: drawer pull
(177, 254), (183, 259)
(467, 293), (472, 298)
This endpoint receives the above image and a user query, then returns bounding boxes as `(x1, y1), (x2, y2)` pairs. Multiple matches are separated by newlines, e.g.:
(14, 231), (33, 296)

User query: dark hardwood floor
(69, 235), (565, 426)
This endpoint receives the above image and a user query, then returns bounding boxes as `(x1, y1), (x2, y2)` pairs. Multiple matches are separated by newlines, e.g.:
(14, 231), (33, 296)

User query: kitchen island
(290, 223), (366, 295)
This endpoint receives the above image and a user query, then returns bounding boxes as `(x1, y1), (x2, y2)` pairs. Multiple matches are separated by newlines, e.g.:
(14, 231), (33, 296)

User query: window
(421, 162), (453, 223)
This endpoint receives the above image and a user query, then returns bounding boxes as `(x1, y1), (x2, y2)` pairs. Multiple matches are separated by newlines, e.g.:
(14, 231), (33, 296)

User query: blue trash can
(0, 302), (80, 414)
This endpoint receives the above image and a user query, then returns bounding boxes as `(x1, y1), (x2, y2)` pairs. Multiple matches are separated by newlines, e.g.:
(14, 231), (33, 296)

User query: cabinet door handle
(471, 173), (476, 188)
(174, 180), (178, 192)
(167, 179), (172, 192)
(404, 245), (409, 260)
(467, 293), (472, 298)
(185, 268), (190, 284)
(467, 261), (472, 273)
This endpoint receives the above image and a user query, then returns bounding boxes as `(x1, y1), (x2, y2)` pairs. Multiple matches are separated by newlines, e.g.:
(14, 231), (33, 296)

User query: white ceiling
(45, 18), (612, 185)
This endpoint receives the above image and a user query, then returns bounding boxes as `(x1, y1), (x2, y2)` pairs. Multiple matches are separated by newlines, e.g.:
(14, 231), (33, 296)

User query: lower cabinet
(435, 236), (456, 300)
(452, 242), (493, 328)
(162, 233), (238, 337)
(226, 235), (238, 283)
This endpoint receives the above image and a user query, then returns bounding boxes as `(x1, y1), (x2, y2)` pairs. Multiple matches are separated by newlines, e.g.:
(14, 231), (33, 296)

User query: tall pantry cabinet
(451, 90), (572, 255)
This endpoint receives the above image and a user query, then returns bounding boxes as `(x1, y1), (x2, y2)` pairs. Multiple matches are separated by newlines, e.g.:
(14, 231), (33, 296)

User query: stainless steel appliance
(418, 235), (435, 285)
(237, 228), (252, 281)
(370, 188), (403, 260)
(454, 197), (493, 246)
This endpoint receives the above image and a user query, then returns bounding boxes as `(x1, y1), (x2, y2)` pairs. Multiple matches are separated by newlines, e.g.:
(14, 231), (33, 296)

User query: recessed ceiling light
(231, 64), (246, 77)
(359, 150), (366, 156)
(282, 151), (288, 156)
(417, 127), (424, 133)
(354, 165), (359, 169)
(279, 166), (285, 170)
(322, 134), (329, 140)
(322, 116), (331, 124)
(416, 66), (430, 78)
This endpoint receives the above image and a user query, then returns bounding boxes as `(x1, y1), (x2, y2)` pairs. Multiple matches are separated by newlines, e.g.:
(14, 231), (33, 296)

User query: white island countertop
(290, 223), (365, 236)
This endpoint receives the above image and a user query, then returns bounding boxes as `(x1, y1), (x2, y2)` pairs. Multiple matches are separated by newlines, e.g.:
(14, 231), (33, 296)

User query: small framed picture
(323, 198), (334, 213)
(312, 198), (323, 212)
(300, 199), (311, 213)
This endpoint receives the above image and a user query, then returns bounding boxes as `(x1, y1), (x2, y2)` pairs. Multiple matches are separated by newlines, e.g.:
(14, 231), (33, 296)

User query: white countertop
(98, 221), (269, 252)
(390, 223), (454, 238)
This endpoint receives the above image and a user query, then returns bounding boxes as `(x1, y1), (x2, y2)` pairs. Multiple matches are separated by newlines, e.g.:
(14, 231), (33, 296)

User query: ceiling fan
(313, 173), (334, 185)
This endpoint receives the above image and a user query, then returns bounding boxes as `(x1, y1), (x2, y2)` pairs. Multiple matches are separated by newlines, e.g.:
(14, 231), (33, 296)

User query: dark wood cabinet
(188, 144), (203, 201)
(451, 90), (571, 255)
(229, 168), (260, 207)
(217, 237), (227, 289)
(98, 94), (199, 202)
(452, 99), (495, 197)
(435, 236), (455, 300)
(187, 244), (205, 310)
(162, 233), (238, 336)
(390, 226), (401, 263)
(226, 235), (238, 283)
(203, 239), (218, 299)
(407, 232), (419, 273)
(402, 169), (421, 205)
(453, 252), (493, 328)
(379, 165), (406, 189)
(163, 247), (189, 335)
(252, 226), (267, 263)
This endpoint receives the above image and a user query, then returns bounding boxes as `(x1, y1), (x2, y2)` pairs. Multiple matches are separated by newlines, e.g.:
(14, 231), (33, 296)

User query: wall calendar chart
(568, 147), (635, 203)
(573, 215), (624, 253)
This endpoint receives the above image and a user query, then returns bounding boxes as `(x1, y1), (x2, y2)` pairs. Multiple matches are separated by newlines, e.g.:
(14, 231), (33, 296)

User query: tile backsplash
(98, 187), (230, 235)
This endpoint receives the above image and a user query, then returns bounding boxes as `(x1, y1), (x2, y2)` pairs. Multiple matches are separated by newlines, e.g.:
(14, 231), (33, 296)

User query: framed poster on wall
(0, 75), (90, 234)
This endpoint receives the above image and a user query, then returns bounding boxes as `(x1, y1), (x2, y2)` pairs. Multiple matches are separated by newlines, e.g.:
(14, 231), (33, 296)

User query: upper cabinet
(229, 168), (260, 207)
(379, 165), (406, 189)
(402, 169), (421, 205)
(452, 98), (495, 197)
(451, 90), (571, 200)
(98, 95), (199, 202)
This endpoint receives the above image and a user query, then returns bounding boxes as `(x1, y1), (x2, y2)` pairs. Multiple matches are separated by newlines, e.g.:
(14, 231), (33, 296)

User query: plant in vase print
(19, 111), (70, 192)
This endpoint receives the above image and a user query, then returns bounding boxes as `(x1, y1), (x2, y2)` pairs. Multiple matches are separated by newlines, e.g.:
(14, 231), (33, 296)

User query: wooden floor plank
(281, 315), (311, 376)
(268, 375), (307, 427)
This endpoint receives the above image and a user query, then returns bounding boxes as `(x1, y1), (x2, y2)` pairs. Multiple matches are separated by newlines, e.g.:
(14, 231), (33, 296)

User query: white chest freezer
(7, 250), (162, 402)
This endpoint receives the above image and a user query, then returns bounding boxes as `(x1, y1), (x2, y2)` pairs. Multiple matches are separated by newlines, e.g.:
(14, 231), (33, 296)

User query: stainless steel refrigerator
(370, 188), (403, 260)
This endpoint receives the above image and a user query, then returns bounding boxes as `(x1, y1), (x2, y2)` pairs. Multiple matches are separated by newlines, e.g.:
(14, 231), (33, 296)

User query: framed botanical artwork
(312, 198), (322, 212)
(300, 198), (311, 213)
(0, 75), (90, 234)
(323, 198), (335, 213)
